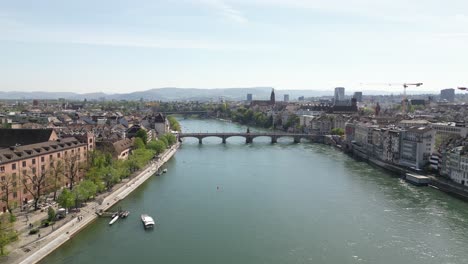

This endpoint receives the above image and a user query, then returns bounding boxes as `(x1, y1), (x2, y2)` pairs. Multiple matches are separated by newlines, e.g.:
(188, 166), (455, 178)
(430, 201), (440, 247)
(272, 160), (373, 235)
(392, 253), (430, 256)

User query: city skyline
(1, 0), (468, 93)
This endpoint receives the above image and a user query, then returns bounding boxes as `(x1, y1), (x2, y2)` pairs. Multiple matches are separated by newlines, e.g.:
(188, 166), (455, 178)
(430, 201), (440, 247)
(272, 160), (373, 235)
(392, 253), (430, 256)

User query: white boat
(141, 214), (155, 229)
(162, 169), (168, 173)
(109, 215), (119, 225)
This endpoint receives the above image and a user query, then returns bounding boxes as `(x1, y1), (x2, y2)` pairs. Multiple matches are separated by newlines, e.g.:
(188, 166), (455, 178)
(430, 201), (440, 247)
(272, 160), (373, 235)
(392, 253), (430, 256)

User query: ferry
(405, 173), (431, 186)
(141, 214), (155, 229)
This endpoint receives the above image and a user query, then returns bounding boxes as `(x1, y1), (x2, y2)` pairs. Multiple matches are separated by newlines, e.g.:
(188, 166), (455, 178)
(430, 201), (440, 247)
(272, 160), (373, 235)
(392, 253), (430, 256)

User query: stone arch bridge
(178, 132), (322, 144)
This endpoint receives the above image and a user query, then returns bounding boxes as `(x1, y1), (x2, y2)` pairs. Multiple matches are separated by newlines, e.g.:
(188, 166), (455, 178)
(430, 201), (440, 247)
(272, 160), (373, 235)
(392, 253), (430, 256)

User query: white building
(399, 126), (435, 169)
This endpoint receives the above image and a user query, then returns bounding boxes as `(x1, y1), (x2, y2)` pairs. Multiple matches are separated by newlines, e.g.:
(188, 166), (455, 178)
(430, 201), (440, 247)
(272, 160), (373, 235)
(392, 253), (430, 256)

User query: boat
(405, 173), (431, 186)
(141, 214), (155, 229)
(156, 171), (162, 176)
(109, 215), (119, 225)
(162, 169), (168, 173)
(119, 211), (130, 218)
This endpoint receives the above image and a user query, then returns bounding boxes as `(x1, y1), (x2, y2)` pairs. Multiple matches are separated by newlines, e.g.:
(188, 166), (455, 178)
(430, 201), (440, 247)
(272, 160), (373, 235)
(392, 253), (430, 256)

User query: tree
(22, 167), (48, 211)
(0, 174), (14, 213)
(64, 152), (83, 191)
(135, 129), (148, 144)
(162, 133), (176, 146)
(331, 128), (345, 136)
(48, 159), (64, 201)
(73, 180), (97, 207)
(0, 214), (17, 256)
(167, 116), (181, 131)
(147, 140), (166, 155)
(134, 137), (145, 149)
(47, 207), (56, 222)
(57, 189), (74, 209)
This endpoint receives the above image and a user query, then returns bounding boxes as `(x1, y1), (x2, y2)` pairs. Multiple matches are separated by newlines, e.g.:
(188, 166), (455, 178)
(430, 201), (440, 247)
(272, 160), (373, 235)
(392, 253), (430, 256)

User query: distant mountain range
(0, 87), (438, 101)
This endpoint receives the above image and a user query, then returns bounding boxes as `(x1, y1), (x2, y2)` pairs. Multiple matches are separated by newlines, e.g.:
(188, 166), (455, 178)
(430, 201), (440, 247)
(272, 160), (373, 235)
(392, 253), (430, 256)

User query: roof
(0, 137), (85, 165)
(0, 128), (57, 148)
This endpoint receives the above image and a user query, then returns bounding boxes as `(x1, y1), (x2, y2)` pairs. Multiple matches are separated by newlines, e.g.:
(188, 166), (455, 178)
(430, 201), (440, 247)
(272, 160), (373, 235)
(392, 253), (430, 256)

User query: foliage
(135, 129), (148, 144)
(29, 228), (39, 235)
(161, 133), (177, 146)
(167, 116), (181, 131)
(57, 189), (75, 209)
(73, 180), (98, 206)
(283, 114), (300, 131)
(147, 140), (166, 155)
(134, 137), (145, 149)
(47, 207), (56, 222)
(331, 128), (345, 136)
(0, 214), (17, 255)
(230, 108), (273, 128)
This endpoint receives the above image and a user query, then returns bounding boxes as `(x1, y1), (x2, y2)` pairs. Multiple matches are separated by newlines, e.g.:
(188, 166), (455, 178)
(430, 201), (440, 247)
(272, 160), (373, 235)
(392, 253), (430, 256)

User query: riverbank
(3, 143), (179, 264)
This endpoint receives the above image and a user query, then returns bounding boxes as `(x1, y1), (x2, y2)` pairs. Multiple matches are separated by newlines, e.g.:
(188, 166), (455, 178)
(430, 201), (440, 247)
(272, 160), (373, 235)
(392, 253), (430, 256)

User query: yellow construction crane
(360, 82), (423, 113)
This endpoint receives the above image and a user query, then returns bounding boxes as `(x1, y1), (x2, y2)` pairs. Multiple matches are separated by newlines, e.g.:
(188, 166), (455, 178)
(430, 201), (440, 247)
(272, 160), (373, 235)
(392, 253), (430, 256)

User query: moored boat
(109, 215), (119, 225)
(141, 214), (155, 229)
(162, 169), (168, 173)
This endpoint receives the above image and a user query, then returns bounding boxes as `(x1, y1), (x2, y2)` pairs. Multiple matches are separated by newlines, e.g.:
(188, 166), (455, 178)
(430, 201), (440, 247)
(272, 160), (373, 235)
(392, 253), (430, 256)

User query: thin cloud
(198, 0), (248, 24)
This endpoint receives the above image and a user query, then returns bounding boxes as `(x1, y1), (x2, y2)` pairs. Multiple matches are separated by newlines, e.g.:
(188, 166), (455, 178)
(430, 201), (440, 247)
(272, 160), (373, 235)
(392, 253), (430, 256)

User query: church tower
(270, 89), (275, 105)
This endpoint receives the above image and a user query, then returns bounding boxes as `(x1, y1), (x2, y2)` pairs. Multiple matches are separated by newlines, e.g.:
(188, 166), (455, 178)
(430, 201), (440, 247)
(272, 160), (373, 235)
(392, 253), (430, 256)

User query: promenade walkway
(1, 143), (179, 264)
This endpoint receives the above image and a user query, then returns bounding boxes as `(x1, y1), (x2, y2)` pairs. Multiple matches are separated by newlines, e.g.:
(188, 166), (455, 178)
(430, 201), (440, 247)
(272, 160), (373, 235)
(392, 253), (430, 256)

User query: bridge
(178, 132), (321, 144)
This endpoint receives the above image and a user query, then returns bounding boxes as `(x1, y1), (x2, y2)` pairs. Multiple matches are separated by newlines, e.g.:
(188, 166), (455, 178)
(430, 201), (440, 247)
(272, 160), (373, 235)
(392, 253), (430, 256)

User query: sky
(1, 0), (468, 94)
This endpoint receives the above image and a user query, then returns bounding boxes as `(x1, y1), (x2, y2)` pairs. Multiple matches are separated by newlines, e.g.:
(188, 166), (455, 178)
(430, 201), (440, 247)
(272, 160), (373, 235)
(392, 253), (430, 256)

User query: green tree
(73, 180), (97, 208)
(167, 116), (181, 131)
(147, 140), (166, 155)
(47, 207), (56, 222)
(134, 137), (145, 149)
(331, 128), (345, 136)
(162, 133), (177, 146)
(135, 129), (148, 144)
(57, 189), (74, 209)
(0, 214), (17, 255)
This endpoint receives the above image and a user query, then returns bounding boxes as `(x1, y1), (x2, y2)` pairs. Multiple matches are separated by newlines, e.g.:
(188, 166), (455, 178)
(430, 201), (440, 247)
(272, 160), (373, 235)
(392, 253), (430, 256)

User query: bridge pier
(293, 136), (301, 143)
(222, 136), (226, 144)
(271, 136), (277, 144)
(198, 137), (203, 144)
(246, 136), (253, 144)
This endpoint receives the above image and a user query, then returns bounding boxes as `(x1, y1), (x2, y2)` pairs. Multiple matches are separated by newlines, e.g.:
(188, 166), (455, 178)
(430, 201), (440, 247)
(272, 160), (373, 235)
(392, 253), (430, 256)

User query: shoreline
(10, 143), (180, 264)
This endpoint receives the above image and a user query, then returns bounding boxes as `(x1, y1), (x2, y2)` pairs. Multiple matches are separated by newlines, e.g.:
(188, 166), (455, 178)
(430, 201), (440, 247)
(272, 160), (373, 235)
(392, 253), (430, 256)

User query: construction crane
(360, 82), (423, 113)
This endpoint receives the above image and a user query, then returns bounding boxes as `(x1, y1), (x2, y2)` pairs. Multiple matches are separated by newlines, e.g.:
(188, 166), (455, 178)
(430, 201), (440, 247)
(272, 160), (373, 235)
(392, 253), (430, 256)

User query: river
(42, 119), (468, 264)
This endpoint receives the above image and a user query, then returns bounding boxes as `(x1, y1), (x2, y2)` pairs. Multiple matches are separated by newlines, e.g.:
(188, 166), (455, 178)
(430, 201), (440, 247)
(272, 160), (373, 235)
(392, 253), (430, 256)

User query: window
(13, 192), (17, 198)
(1, 176), (5, 181)
(49, 155), (53, 160)
(23, 188), (27, 194)
(41, 165), (45, 171)
(12, 173), (16, 180)
(11, 163), (16, 170)
(41, 157), (45, 162)
(22, 161), (26, 167)
(22, 170), (27, 175)
(0, 166), (4, 172)
(12, 181), (16, 187)
(71, 149), (74, 154)
(32, 158), (36, 165)
(57, 153), (61, 158)
(32, 168), (36, 174)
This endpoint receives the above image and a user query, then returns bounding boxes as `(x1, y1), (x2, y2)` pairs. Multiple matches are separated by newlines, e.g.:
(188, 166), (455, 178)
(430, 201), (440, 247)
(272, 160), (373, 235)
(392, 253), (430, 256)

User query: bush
(29, 228), (39, 235)
(47, 207), (56, 222)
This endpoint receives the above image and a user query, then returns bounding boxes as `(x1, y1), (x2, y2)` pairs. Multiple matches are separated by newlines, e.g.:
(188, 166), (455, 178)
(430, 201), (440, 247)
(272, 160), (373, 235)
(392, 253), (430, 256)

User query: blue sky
(1, 0), (467, 94)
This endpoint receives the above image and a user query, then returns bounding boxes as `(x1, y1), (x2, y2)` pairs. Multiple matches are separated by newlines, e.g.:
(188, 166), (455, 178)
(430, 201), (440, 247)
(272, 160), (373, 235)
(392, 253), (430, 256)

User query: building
(440, 88), (455, 102)
(441, 146), (468, 186)
(399, 126), (435, 170)
(353, 92), (363, 102)
(334, 87), (345, 103)
(96, 138), (133, 160)
(431, 122), (468, 138)
(246, 94), (253, 102)
(283, 94), (289, 102)
(0, 136), (89, 212)
(250, 89), (276, 108)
